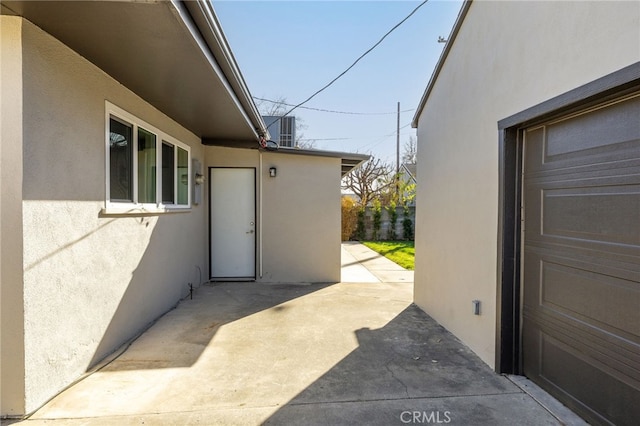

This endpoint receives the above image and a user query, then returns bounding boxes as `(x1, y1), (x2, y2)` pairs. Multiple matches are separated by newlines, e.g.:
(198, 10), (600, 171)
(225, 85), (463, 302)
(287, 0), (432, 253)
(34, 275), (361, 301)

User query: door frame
(495, 62), (640, 374)
(208, 166), (257, 281)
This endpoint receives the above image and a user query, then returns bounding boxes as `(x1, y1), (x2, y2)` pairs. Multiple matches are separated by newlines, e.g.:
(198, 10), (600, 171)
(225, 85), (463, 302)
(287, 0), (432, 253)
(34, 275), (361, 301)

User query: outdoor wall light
(269, 167), (277, 178)
(194, 173), (205, 185)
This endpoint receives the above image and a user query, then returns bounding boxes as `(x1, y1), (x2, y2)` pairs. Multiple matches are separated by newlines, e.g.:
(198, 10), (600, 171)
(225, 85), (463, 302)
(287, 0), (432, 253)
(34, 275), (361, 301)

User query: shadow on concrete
(340, 258), (382, 268)
(91, 273), (337, 371)
(87, 209), (337, 370)
(264, 304), (519, 425)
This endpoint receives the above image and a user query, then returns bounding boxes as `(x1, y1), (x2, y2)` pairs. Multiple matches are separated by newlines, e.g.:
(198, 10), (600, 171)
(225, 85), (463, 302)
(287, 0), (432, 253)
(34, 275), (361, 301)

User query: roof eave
(201, 140), (370, 176)
(275, 147), (370, 177)
(181, 0), (268, 139)
(1, 0), (265, 143)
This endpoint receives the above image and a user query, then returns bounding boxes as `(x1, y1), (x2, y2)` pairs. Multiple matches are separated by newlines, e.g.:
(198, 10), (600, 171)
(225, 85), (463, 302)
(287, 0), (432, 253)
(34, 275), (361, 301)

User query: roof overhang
(202, 139), (369, 177)
(401, 163), (417, 182)
(412, 0), (472, 128)
(1, 0), (268, 143)
(273, 147), (370, 177)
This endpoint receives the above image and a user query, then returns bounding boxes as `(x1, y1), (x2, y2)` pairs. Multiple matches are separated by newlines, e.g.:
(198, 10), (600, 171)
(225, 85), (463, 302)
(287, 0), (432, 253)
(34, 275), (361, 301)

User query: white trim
(105, 104), (111, 206)
(105, 101), (191, 214)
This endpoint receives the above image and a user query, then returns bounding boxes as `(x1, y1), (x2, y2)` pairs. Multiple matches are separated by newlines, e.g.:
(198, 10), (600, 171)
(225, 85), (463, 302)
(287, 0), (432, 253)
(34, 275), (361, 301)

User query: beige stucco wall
(205, 146), (341, 283)
(1, 16), (27, 416)
(414, 0), (640, 368)
(261, 152), (341, 283)
(12, 18), (207, 413)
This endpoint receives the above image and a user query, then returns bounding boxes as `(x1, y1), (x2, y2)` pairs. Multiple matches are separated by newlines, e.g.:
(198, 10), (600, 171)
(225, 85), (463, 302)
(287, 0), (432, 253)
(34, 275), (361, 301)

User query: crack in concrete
(384, 360), (410, 399)
(26, 392), (529, 423)
(276, 391), (527, 407)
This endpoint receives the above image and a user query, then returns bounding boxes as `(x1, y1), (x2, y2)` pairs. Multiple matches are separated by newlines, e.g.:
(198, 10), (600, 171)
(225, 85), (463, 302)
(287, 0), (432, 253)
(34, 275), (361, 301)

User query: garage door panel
(524, 180), (640, 260)
(542, 186), (640, 246)
(541, 261), (640, 338)
(522, 92), (640, 425)
(524, 95), (640, 175)
(524, 252), (640, 354)
(524, 159), (640, 191)
(523, 327), (640, 426)
(544, 138), (640, 172)
(525, 221), (640, 269)
(525, 243), (639, 290)
(524, 126), (545, 173)
(544, 96), (640, 159)
(527, 156), (640, 187)
(523, 303), (640, 391)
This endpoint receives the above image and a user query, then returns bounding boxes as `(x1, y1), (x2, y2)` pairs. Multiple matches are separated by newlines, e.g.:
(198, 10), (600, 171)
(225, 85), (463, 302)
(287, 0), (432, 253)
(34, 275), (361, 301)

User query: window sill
(99, 205), (191, 217)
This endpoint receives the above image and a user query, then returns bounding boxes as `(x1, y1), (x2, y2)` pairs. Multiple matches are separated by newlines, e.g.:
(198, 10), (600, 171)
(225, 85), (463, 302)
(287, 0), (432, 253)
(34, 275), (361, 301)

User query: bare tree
(255, 96), (315, 149)
(293, 120), (315, 149)
(402, 136), (417, 164)
(342, 157), (393, 207)
(255, 96), (287, 116)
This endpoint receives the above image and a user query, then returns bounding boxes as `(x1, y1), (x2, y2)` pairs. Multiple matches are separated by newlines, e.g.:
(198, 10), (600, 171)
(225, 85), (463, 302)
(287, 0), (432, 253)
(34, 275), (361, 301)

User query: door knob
(246, 230), (254, 234)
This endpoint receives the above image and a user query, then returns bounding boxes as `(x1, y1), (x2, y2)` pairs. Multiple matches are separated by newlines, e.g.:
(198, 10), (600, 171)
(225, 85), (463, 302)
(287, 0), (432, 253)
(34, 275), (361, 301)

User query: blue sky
(214, 0), (463, 164)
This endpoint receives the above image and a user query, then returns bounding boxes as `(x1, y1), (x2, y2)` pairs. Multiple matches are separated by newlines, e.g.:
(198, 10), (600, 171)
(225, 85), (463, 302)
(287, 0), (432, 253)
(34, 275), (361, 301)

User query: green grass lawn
(361, 241), (415, 270)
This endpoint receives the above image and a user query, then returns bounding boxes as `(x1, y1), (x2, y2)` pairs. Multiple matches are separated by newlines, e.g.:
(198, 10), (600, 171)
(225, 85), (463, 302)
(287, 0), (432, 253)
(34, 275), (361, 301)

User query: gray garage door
(522, 93), (640, 426)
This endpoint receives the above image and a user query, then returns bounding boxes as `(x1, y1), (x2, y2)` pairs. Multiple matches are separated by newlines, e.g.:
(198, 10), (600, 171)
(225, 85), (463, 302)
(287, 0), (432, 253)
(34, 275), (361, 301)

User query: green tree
(386, 201), (398, 240)
(372, 199), (382, 240)
(402, 205), (414, 240)
(341, 197), (359, 241)
(355, 208), (366, 240)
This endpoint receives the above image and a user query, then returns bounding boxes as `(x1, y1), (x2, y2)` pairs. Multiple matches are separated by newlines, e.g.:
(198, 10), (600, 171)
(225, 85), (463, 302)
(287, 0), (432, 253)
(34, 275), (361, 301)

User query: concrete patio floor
(9, 243), (586, 426)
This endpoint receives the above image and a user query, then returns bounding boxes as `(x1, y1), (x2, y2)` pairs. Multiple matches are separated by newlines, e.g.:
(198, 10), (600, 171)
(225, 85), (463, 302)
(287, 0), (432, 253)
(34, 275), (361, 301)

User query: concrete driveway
(10, 243), (585, 426)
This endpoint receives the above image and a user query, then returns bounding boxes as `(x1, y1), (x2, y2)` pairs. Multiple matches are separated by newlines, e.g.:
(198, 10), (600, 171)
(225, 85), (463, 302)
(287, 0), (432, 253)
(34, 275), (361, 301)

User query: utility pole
(396, 101), (400, 199)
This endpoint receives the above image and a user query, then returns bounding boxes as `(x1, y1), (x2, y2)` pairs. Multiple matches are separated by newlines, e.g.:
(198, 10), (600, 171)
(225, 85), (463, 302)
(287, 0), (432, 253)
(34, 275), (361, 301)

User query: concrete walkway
(340, 241), (413, 283)
(9, 243), (585, 426)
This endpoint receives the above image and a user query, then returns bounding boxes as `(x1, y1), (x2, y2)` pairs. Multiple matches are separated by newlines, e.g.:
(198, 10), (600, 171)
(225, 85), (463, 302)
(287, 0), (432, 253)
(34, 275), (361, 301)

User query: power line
(355, 123), (413, 152)
(267, 0), (430, 128)
(255, 97), (415, 116)
(297, 123), (413, 146)
(298, 137), (351, 141)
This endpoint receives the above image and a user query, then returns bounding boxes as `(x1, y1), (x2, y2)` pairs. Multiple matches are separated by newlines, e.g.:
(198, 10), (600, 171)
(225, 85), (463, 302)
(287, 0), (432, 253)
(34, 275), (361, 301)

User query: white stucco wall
(1, 16), (26, 416)
(414, 0), (640, 368)
(205, 146), (342, 283)
(16, 18), (207, 413)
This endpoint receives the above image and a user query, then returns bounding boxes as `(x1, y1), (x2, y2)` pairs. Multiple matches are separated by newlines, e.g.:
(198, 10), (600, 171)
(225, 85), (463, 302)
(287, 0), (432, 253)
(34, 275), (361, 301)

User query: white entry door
(209, 168), (256, 280)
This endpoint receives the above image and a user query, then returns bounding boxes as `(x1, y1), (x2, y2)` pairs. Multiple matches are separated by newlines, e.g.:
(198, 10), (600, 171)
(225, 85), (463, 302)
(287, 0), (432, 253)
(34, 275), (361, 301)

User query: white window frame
(105, 102), (191, 213)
